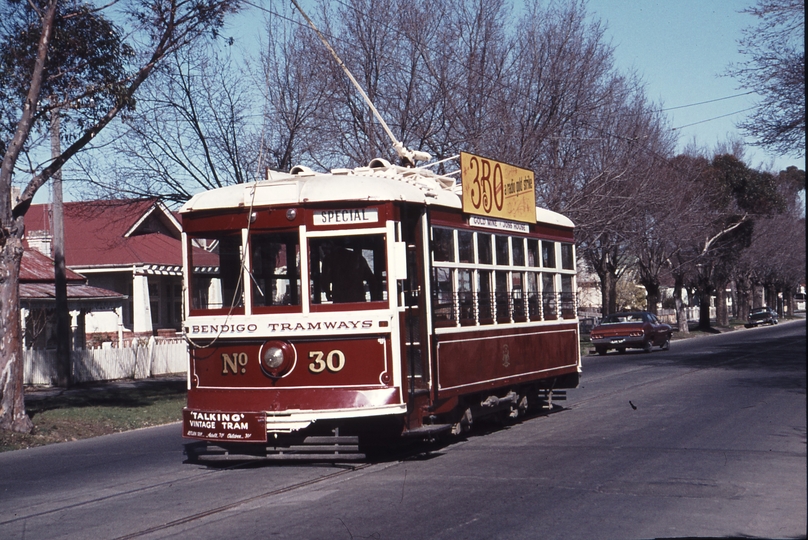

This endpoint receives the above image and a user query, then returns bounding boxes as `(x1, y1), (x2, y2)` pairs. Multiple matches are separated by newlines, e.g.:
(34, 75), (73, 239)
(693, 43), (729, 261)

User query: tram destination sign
(460, 152), (536, 224)
(313, 207), (378, 226)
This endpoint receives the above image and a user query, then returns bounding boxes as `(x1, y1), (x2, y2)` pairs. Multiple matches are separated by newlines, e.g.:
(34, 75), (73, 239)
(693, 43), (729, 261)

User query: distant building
(24, 199), (184, 339)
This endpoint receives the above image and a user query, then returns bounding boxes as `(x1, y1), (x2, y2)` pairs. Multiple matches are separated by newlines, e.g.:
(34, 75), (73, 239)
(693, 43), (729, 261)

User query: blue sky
(584, 0), (804, 173)
(228, 0), (800, 173)
(40, 0), (804, 205)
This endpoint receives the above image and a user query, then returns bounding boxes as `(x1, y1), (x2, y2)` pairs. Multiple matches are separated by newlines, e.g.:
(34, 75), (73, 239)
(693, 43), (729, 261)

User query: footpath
(24, 374), (186, 403)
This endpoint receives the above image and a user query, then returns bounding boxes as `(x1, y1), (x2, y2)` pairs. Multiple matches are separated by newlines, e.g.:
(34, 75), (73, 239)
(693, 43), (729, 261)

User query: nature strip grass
(1, 379), (187, 452)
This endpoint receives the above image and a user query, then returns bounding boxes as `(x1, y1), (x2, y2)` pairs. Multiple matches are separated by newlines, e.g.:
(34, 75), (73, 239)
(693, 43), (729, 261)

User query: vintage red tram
(180, 156), (580, 459)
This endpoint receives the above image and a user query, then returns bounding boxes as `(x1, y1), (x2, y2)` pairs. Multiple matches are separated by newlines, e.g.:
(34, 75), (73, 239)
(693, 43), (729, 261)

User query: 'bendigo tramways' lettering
(189, 320), (373, 335)
(267, 320), (373, 332)
(190, 323), (258, 334)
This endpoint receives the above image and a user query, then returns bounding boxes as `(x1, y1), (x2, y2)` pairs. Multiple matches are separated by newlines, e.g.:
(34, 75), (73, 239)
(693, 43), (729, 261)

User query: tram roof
(180, 160), (574, 228)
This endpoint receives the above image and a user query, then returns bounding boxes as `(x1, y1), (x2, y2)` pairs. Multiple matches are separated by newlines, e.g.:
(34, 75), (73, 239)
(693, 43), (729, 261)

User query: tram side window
(477, 233), (493, 265)
(458, 230), (474, 263)
(542, 241), (556, 268)
(561, 243), (575, 270)
(512, 237), (525, 266)
(432, 267), (454, 321)
(560, 274), (575, 319)
(188, 234), (244, 311)
(495, 270), (510, 322)
(527, 239), (539, 267)
(512, 271), (526, 321)
(457, 268), (474, 322)
(495, 235), (509, 265)
(526, 272), (540, 319)
(542, 273), (557, 319)
(250, 232), (300, 307)
(428, 227), (574, 326)
(432, 227), (455, 262)
(310, 235), (387, 304)
(477, 270), (493, 321)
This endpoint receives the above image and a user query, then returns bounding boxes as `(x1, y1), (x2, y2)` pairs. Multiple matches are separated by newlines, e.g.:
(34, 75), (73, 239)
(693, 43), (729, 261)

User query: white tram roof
(180, 159), (574, 228)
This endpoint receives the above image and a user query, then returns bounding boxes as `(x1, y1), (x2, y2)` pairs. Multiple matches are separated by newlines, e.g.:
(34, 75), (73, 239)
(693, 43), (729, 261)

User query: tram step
(401, 423), (453, 437)
(277, 444), (360, 453)
(263, 453), (366, 461)
(185, 442), (366, 462)
(538, 390), (567, 400)
(302, 435), (360, 444)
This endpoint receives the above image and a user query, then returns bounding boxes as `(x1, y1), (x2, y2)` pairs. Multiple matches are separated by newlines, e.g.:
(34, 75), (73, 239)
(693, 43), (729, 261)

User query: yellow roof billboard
(460, 152), (536, 224)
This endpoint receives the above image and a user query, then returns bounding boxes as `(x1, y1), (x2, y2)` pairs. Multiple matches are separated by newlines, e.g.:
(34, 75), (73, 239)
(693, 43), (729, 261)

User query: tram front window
(310, 235), (387, 305)
(250, 231), (300, 307)
(188, 234), (244, 312)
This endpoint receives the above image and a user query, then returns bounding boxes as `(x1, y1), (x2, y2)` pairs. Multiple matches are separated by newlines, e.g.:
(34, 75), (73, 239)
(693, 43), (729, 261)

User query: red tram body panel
(434, 323), (580, 398)
(179, 158), (581, 454)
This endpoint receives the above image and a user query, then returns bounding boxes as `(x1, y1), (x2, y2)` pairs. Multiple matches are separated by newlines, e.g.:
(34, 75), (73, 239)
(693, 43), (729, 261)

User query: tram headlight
(263, 346), (284, 369)
(259, 340), (297, 378)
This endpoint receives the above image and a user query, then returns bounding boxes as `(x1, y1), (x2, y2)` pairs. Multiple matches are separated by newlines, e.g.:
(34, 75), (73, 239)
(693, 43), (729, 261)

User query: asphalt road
(1, 320), (805, 540)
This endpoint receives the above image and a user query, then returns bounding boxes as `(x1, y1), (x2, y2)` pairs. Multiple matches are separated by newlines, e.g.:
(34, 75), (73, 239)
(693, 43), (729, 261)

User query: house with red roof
(20, 248), (125, 349)
(24, 199), (184, 340)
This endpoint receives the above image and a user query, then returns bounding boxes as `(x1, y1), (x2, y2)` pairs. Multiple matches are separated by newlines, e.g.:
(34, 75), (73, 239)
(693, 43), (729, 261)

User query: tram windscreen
(250, 231), (300, 307)
(310, 235), (387, 304)
(188, 234), (244, 311)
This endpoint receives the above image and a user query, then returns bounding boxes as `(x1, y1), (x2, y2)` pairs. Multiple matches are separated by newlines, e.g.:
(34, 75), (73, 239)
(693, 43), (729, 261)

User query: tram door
(399, 205), (431, 427)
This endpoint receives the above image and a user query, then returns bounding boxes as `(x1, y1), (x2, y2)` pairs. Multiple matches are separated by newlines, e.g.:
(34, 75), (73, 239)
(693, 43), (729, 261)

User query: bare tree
(79, 44), (260, 204)
(735, 165), (806, 317)
(259, 7), (334, 172)
(728, 0), (805, 156)
(507, 0), (615, 172)
(562, 75), (673, 316)
(0, 0), (241, 433)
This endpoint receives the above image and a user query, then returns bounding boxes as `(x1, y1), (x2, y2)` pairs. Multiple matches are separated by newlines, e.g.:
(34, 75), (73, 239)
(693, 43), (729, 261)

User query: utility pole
(51, 104), (71, 387)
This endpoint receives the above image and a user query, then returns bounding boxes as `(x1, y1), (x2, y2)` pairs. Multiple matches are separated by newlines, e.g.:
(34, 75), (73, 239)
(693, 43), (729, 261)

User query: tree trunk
(698, 288), (712, 330)
(766, 286), (777, 311)
(0, 226), (34, 433)
(644, 281), (660, 315)
(608, 270), (618, 314)
(715, 283), (729, 327)
(599, 271), (612, 317)
(735, 275), (752, 322)
(673, 274), (689, 334)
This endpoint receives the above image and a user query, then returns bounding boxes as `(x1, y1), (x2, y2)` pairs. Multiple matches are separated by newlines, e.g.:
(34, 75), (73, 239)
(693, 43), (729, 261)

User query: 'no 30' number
(308, 350), (346, 373)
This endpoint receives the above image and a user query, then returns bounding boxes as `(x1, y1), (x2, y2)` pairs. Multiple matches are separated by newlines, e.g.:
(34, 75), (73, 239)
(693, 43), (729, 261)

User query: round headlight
(263, 346), (285, 369)
(259, 340), (296, 378)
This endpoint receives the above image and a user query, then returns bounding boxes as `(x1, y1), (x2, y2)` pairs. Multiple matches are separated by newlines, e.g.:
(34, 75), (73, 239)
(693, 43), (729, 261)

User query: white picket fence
(23, 338), (188, 386)
(657, 307), (714, 325)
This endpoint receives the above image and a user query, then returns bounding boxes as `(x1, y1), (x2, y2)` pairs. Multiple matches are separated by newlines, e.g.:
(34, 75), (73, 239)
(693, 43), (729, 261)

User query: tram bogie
(180, 157), (580, 460)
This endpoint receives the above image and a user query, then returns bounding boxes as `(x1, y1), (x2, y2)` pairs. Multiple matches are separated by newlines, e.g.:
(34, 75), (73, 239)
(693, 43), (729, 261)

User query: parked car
(745, 307), (778, 328)
(590, 311), (673, 355)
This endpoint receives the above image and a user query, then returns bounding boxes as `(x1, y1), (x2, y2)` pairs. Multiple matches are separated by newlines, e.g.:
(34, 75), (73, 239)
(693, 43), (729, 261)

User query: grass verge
(1, 378), (186, 453)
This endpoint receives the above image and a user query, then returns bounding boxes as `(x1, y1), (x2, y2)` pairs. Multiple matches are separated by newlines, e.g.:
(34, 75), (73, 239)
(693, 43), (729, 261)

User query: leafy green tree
(687, 154), (783, 329)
